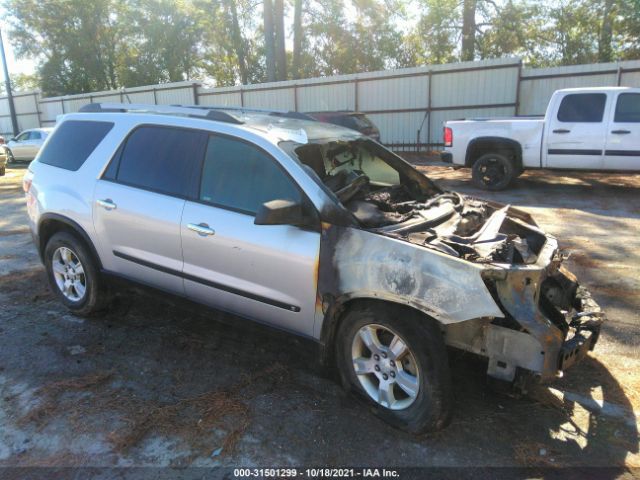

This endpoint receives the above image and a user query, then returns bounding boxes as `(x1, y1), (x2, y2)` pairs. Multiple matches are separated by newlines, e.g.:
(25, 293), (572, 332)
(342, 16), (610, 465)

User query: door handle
(553, 129), (571, 134)
(611, 129), (631, 134)
(97, 198), (117, 210)
(187, 222), (215, 236)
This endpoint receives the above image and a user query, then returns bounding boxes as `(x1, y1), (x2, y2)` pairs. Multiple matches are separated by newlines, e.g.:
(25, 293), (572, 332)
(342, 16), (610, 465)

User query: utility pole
(0, 29), (18, 136)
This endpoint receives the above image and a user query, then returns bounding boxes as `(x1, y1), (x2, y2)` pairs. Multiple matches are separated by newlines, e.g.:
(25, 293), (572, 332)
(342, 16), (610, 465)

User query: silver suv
(24, 103), (604, 433)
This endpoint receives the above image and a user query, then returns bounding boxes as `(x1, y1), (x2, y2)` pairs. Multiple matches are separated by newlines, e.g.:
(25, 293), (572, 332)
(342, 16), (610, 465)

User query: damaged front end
(286, 137), (604, 385)
(350, 186), (605, 384)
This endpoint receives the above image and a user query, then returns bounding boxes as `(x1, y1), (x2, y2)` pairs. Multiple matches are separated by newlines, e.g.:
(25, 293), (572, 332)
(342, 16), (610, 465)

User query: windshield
(285, 138), (441, 211)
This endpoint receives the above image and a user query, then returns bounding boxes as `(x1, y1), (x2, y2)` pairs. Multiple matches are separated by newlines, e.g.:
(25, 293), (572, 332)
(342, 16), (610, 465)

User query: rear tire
(0, 166), (5, 176)
(44, 232), (110, 316)
(336, 302), (453, 434)
(471, 152), (515, 191)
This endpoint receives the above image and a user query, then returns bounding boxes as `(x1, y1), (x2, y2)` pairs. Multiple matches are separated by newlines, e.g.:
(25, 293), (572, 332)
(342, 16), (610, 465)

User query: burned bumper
(484, 239), (605, 383)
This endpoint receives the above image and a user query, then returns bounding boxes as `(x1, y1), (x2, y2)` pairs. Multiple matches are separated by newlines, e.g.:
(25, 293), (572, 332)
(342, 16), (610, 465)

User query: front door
(604, 91), (640, 171)
(181, 134), (320, 337)
(545, 92), (609, 169)
(10, 131), (34, 160)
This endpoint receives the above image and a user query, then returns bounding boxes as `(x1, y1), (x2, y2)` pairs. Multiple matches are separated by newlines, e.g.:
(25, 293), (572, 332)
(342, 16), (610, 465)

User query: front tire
(471, 152), (515, 191)
(336, 302), (452, 434)
(4, 148), (14, 165)
(44, 232), (110, 316)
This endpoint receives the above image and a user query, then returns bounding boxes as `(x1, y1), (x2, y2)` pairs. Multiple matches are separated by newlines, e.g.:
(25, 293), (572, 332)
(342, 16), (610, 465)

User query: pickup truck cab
(441, 87), (640, 190)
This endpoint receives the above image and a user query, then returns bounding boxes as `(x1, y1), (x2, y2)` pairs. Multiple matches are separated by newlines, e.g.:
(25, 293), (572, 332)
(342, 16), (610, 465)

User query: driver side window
(199, 135), (302, 215)
(15, 132), (29, 142)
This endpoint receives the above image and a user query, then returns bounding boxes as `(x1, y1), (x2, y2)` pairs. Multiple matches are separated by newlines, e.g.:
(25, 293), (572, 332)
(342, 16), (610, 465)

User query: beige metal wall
(1, 58), (639, 147)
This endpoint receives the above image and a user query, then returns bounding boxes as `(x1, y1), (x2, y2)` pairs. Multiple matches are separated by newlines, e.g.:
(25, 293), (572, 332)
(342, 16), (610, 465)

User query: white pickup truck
(441, 87), (640, 190)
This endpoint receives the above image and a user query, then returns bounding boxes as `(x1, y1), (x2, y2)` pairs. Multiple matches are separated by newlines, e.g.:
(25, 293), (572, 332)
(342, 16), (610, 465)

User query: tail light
(22, 176), (32, 193)
(444, 127), (453, 147)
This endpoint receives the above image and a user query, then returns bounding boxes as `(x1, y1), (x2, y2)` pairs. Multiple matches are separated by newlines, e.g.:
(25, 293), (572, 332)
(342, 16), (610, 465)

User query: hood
(345, 186), (548, 265)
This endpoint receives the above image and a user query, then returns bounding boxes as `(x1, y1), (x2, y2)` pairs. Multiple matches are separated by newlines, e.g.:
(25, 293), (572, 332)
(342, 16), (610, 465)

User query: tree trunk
(598, 0), (614, 62)
(264, 0), (276, 82)
(274, 0), (287, 81)
(461, 0), (476, 61)
(292, 0), (303, 79)
(225, 0), (248, 84)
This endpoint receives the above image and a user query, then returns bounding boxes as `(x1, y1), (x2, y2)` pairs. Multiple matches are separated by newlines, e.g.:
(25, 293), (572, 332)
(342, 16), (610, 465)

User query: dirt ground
(1, 159), (639, 475)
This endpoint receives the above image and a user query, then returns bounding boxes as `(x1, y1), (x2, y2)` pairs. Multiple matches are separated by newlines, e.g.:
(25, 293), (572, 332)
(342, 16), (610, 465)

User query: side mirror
(254, 199), (306, 226)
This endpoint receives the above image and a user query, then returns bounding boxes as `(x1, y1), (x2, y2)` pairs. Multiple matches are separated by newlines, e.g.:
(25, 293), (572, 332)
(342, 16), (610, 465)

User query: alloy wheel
(51, 246), (87, 302)
(351, 324), (420, 410)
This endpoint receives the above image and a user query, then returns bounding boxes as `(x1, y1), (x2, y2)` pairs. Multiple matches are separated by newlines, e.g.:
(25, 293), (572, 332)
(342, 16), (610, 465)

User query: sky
(1, 27), (35, 78)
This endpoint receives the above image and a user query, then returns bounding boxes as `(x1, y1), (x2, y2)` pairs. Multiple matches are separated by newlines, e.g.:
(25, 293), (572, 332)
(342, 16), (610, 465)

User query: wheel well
(38, 216), (102, 269)
(319, 297), (442, 368)
(465, 137), (523, 172)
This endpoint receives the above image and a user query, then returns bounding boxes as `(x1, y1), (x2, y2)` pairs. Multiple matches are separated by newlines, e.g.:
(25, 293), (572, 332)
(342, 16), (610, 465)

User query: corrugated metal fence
(1, 57), (639, 150)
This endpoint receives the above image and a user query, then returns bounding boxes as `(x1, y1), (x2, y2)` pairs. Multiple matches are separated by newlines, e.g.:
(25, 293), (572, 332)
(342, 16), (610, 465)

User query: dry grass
(19, 371), (114, 428)
(19, 362), (289, 460)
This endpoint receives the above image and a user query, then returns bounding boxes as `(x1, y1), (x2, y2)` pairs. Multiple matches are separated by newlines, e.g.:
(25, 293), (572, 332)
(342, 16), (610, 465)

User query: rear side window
(199, 135), (301, 215)
(38, 121), (114, 171)
(557, 93), (607, 122)
(114, 126), (207, 197)
(614, 93), (640, 123)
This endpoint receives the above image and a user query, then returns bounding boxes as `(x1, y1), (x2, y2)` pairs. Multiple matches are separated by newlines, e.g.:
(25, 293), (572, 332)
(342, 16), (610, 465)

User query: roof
(557, 86), (640, 92)
(77, 103), (362, 144)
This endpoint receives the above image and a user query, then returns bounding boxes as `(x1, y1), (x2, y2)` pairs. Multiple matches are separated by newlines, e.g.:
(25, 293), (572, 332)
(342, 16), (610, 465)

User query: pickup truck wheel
(336, 303), (452, 433)
(44, 232), (110, 316)
(471, 153), (515, 191)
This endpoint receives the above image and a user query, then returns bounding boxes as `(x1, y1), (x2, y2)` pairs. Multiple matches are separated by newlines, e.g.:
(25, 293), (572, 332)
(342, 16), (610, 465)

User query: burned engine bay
(339, 177), (545, 264)
(295, 139), (547, 265)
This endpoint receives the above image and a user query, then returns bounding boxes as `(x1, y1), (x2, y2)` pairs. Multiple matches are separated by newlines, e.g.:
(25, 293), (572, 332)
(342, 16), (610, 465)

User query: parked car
(24, 103), (603, 433)
(308, 111), (381, 141)
(2, 128), (53, 163)
(441, 87), (640, 190)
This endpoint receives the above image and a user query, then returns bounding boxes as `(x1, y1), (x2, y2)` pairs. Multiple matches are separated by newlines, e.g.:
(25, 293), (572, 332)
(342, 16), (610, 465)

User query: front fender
(314, 225), (504, 340)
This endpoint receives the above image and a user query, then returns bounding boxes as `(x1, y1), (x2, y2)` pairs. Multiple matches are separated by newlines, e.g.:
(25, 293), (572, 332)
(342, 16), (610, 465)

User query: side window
(199, 135), (301, 215)
(115, 126), (207, 197)
(38, 121), (114, 171)
(15, 132), (28, 141)
(31, 132), (42, 140)
(557, 93), (607, 122)
(614, 93), (640, 123)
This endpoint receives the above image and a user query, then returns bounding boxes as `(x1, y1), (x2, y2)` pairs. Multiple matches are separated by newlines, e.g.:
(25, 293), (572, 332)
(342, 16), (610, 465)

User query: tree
(461, 0), (476, 61)
(292, 0), (303, 79)
(263, 0), (276, 81)
(274, 0), (287, 80)
(224, 0), (249, 84)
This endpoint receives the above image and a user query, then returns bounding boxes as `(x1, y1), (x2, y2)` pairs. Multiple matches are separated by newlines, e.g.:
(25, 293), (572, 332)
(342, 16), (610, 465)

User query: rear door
(604, 92), (640, 170)
(93, 125), (207, 294)
(180, 134), (320, 337)
(545, 92), (609, 169)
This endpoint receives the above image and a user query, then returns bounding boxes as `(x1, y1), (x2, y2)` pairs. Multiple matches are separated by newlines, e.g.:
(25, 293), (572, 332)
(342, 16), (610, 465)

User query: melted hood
(345, 186), (548, 264)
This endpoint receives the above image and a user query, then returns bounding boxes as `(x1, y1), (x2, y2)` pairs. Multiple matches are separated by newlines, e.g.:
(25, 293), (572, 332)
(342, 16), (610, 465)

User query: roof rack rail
(170, 104), (315, 121)
(78, 103), (244, 125)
